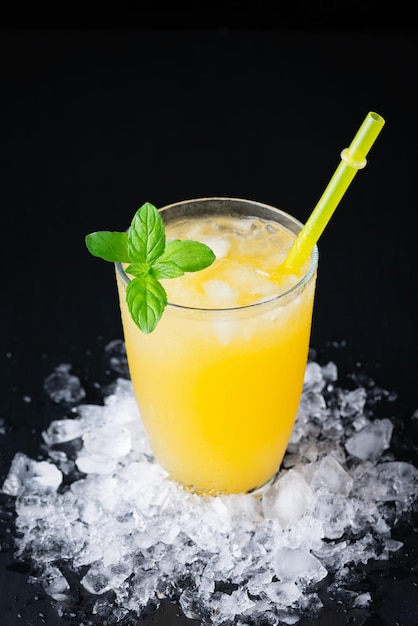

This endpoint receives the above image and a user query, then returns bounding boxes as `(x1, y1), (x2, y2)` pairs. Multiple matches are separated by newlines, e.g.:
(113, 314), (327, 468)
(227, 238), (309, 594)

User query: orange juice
(115, 198), (318, 495)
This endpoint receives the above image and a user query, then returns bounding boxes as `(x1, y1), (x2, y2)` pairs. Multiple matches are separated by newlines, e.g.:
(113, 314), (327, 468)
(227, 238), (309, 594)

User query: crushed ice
(2, 341), (418, 625)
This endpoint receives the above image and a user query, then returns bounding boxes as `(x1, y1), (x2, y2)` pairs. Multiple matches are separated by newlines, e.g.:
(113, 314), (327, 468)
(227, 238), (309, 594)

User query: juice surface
(116, 212), (317, 494)
(161, 215), (310, 308)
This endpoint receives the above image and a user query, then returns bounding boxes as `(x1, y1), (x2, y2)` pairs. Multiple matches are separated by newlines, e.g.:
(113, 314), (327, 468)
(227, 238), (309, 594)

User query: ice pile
(2, 342), (418, 625)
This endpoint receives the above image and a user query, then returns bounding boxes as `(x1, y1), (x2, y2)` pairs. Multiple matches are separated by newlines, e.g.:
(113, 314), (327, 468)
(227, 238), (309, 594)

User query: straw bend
(340, 148), (367, 170)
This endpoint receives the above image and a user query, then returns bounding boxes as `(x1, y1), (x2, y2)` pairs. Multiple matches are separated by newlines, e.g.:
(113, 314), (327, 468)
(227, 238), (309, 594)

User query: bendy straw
(284, 111), (385, 271)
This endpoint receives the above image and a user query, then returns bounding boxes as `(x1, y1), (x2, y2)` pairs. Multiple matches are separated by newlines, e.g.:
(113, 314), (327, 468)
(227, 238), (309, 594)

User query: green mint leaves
(85, 202), (216, 334)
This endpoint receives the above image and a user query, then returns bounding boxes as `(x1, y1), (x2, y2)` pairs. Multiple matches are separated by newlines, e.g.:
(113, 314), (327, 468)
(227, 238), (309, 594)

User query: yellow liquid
(116, 212), (317, 495)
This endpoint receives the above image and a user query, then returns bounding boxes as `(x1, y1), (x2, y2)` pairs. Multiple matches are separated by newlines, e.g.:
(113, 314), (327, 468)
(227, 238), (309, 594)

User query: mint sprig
(85, 202), (216, 333)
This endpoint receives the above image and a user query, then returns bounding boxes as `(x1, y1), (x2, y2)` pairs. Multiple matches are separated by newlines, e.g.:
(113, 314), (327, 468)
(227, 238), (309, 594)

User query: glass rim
(115, 197), (319, 314)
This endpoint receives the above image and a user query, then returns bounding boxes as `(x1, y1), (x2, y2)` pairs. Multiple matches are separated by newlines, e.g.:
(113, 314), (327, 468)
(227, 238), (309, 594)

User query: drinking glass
(115, 198), (318, 495)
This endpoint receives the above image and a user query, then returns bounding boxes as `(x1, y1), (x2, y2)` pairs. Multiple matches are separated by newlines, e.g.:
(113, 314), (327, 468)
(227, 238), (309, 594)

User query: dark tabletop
(1, 14), (417, 626)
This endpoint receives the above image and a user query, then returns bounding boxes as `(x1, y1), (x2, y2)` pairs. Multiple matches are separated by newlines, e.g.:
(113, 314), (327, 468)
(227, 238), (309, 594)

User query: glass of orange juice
(115, 197), (318, 495)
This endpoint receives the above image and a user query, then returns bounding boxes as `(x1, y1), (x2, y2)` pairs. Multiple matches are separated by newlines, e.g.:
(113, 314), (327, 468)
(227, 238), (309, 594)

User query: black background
(1, 10), (418, 626)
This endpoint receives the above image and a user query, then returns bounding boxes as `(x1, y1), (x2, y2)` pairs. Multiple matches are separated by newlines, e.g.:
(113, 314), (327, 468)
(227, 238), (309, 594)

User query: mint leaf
(85, 201), (216, 333)
(128, 202), (166, 265)
(126, 276), (167, 334)
(85, 231), (130, 262)
(125, 262), (149, 278)
(157, 239), (216, 272)
(151, 262), (185, 280)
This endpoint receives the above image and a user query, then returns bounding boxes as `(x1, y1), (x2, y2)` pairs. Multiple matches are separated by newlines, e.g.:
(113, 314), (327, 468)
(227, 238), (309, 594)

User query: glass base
(179, 469), (281, 498)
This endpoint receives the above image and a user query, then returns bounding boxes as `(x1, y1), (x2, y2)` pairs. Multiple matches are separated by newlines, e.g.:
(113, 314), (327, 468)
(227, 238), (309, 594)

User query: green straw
(284, 111), (385, 271)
